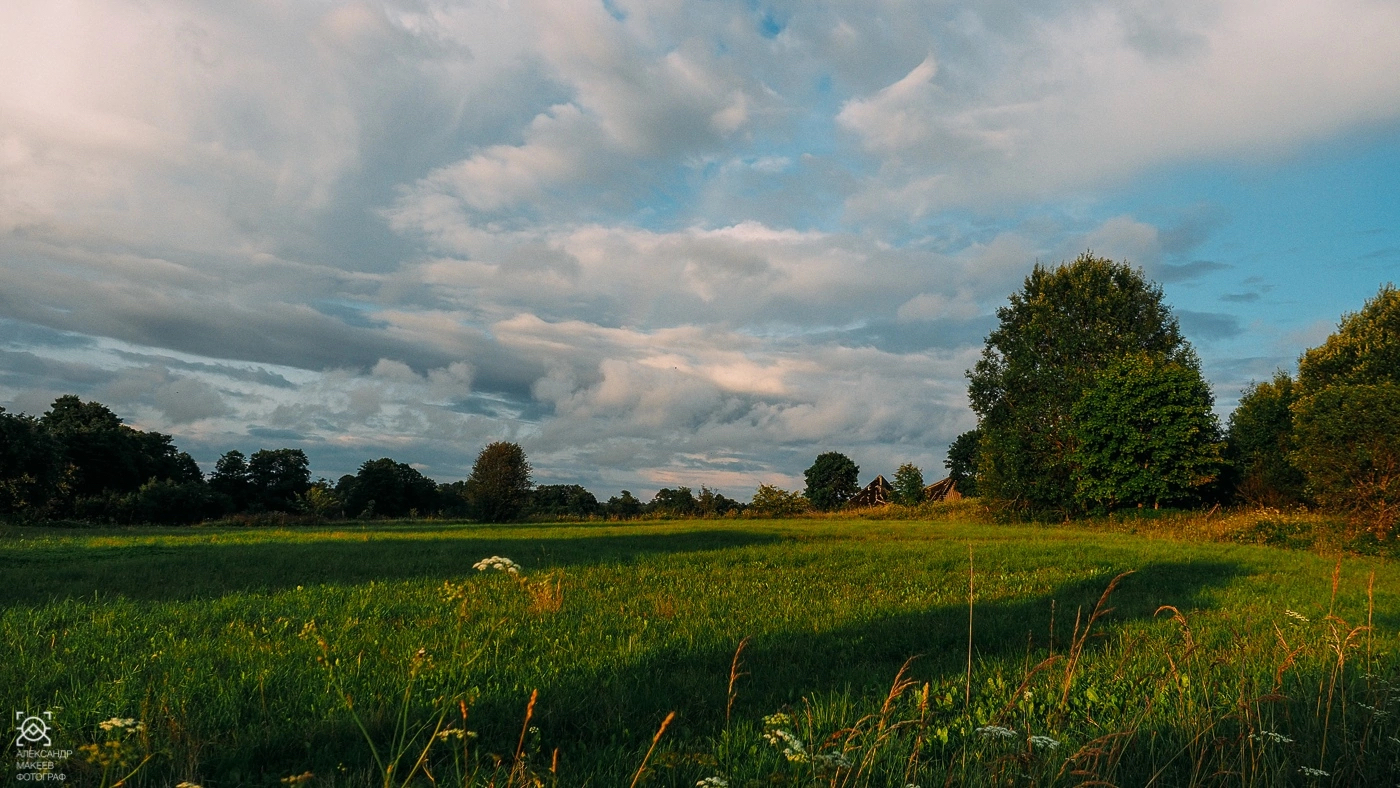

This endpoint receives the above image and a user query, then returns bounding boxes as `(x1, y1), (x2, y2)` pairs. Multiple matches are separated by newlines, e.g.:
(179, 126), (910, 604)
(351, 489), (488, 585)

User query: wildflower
(281, 772), (315, 785)
(176, 783), (203, 788)
(473, 556), (522, 574)
(975, 725), (1019, 740)
(1357, 703), (1389, 716)
(1298, 766), (1330, 777)
(1249, 730), (1293, 744)
(1028, 734), (1060, 750)
(1284, 609), (1310, 623)
(97, 717), (143, 733)
(696, 778), (730, 788)
(435, 727), (477, 741)
(811, 751), (852, 768)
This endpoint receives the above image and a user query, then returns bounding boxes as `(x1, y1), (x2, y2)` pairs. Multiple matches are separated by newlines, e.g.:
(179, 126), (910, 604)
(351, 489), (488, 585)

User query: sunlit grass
(1, 516), (1396, 785)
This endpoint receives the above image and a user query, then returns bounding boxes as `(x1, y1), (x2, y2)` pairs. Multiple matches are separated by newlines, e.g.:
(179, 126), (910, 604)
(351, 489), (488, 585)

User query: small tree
(209, 450), (253, 511)
(804, 452), (859, 511)
(464, 442), (532, 522)
(944, 429), (980, 497)
(1226, 372), (1305, 505)
(749, 484), (808, 517)
(1069, 353), (1223, 511)
(892, 463), (925, 506)
(604, 490), (643, 518)
(650, 486), (698, 516)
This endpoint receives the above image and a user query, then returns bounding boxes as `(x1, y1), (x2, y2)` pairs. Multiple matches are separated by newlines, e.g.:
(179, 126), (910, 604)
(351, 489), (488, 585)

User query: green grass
(1, 517), (1397, 786)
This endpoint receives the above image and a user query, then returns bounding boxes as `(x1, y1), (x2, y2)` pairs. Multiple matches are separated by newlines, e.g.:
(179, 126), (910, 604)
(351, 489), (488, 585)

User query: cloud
(1, 0), (1395, 496)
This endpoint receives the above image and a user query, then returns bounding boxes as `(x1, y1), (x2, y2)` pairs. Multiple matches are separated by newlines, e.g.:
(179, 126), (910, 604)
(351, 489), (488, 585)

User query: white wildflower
(975, 725), (1019, 740)
(1299, 766), (1330, 777)
(1250, 730), (1293, 744)
(1357, 703), (1389, 716)
(473, 556), (522, 574)
(812, 751), (852, 768)
(98, 717), (142, 732)
(1284, 609), (1310, 623)
(696, 778), (729, 788)
(176, 783), (203, 788)
(1028, 734), (1060, 750)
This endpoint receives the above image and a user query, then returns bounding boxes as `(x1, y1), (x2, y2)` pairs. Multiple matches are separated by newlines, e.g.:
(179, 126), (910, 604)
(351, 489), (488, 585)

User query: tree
(40, 395), (206, 519)
(1290, 285), (1400, 534)
(1290, 383), (1400, 533)
(343, 458), (439, 518)
(1069, 353), (1223, 511)
(804, 452), (859, 511)
(247, 448), (311, 512)
(1296, 284), (1400, 390)
(464, 442), (532, 522)
(749, 484), (808, 517)
(968, 254), (1194, 515)
(209, 450), (253, 511)
(604, 490), (643, 519)
(530, 484), (602, 519)
(1226, 372), (1305, 505)
(0, 408), (64, 519)
(650, 486), (698, 516)
(892, 463), (925, 506)
(945, 429), (980, 497)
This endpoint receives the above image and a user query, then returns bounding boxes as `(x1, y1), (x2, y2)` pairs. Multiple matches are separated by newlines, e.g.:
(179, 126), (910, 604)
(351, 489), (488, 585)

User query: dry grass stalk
(627, 711), (676, 788)
(726, 636), (750, 724)
(513, 689), (538, 764)
(1059, 571), (1135, 711)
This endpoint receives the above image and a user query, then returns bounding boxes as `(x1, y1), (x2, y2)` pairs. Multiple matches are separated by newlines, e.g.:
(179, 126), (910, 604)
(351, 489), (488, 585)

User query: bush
(749, 484), (808, 517)
(1291, 383), (1400, 536)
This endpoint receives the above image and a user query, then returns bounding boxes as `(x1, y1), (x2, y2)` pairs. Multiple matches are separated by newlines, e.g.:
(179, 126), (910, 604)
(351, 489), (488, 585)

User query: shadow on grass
(0, 527), (781, 605)
(466, 560), (1245, 767)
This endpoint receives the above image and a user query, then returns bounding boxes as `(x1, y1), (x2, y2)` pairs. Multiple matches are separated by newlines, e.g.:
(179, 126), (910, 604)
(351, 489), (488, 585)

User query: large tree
(1290, 285), (1400, 533)
(464, 442), (533, 522)
(803, 452), (859, 511)
(0, 408), (64, 518)
(968, 254), (1196, 515)
(944, 429), (980, 497)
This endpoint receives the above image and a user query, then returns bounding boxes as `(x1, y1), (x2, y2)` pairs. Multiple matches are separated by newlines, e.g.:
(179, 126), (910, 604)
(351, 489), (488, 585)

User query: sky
(1, 0), (1398, 498)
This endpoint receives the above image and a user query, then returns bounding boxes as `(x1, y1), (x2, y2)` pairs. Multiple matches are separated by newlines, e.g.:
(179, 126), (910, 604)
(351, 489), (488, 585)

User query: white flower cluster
(696, 778), (729, 788)
(1028, 734), (1060, 750)
(1249, 730), (1294, 744)
(974, 725), (1018, 740)
(98, 717), (145, 733)
(1298, 766), (1330, 777)
(760, 713), (850, 768)
(473, 556), (521, 574)
(1284, 609), (1310, 623)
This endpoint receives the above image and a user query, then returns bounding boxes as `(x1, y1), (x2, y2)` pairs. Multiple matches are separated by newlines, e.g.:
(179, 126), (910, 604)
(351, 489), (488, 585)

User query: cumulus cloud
(0, 0), (1394, 495)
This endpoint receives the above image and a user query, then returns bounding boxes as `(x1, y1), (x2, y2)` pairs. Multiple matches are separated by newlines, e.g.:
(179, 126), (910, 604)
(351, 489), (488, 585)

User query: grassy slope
(1, 518), (1396, 786)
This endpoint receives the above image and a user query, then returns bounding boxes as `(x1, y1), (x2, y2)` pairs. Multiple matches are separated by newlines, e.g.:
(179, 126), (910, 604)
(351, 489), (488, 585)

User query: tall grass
(0, 517), (1395, 785)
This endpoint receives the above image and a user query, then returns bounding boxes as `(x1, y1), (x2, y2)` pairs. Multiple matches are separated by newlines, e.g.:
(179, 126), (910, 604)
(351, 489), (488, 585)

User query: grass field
(2, 514), (1397, 786)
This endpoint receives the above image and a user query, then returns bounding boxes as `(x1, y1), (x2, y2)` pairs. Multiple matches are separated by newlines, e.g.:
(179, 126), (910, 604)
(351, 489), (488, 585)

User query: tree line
(946, 254), (1399, 535)
(1, 255), (1394, 530)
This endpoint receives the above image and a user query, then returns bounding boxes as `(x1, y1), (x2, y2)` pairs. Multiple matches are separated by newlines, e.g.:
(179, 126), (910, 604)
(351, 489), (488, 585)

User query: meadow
(1, 512), (1397, 786)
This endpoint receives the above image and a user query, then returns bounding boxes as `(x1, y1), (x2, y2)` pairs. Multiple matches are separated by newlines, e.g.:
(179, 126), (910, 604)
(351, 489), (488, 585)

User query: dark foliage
(604, 490), (644, 518)
(248, 448), (311, 512)
(530, 484), (602, 518)
(804, 452), (860, 511)
(944, 429), (980, 497)
(341, 458), (439, 518)
(464, 442), (533, 522)
(1226, 372), (1306, 505)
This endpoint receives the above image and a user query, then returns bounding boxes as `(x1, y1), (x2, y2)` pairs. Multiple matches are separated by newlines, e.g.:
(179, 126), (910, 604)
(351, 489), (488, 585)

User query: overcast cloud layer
(2, 0), (1398, 495)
